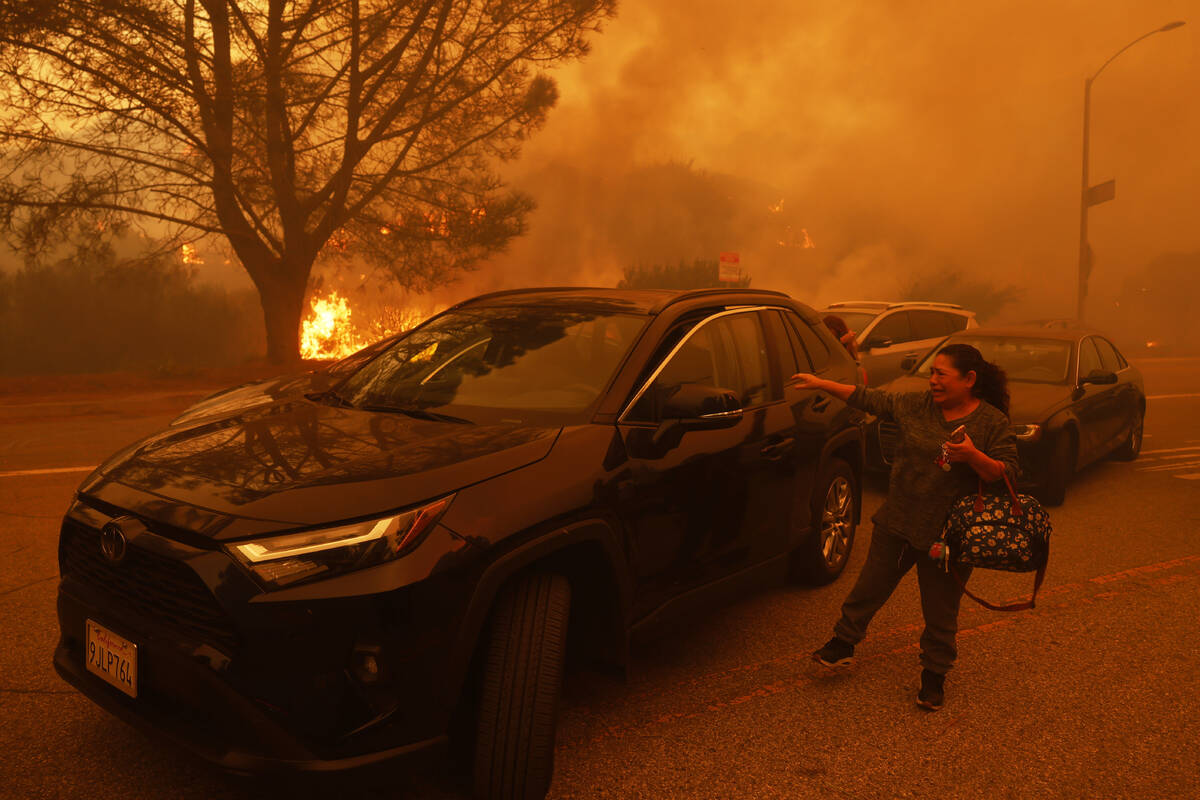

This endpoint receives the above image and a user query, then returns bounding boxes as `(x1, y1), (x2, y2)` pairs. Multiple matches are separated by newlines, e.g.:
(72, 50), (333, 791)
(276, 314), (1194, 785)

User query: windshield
(334, 306), (646, 419)
(913, 337), (1074, 384)
(823, 311), (879, 337)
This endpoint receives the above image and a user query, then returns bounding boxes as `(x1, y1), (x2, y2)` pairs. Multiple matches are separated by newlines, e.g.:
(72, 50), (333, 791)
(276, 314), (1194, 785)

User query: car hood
(878, 376), (1073, 426)
(82, 395), (560, 538)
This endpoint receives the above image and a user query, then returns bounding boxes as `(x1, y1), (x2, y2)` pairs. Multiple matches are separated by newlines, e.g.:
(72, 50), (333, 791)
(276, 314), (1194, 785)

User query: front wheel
(474, 573), (571, 800)
(794, 458), (858, 584)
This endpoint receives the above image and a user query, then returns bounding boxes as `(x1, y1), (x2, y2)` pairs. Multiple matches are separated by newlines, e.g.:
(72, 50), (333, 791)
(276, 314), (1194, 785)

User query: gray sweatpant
(833, 525), (972, 675)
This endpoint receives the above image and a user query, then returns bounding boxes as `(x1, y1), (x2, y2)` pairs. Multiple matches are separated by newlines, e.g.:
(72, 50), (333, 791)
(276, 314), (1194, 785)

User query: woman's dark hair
(822, 314), (850, 340)
(936, 343), (1010, 416)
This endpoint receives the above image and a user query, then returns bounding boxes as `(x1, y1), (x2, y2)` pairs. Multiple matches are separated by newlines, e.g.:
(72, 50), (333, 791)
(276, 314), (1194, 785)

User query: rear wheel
(1040, 429), (1075, 507)
(474, 574), (571, 800)
(1112, 410), (1144, 461)
(795, 458), (857, 584)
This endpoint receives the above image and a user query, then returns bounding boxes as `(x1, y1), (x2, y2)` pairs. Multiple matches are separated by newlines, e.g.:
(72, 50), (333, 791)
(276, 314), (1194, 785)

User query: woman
(791, 343), (1019, 711)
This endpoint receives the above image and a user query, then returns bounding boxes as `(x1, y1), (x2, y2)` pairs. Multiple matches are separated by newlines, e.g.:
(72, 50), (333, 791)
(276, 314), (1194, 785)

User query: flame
(180, 243), (204, 264)
(768, 198), (785, 213)
(301, 291), (367, 360)
(300, 290), (438, 361)
(800, 228), (815, 249)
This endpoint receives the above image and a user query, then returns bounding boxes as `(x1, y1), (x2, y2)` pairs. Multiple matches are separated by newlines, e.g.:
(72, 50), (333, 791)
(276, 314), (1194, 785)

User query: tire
(474, 573), (571, 800)
(795, 458), (857, 585)
(1040, 429), (1075, 507)
(1112, 410), (1144, 462)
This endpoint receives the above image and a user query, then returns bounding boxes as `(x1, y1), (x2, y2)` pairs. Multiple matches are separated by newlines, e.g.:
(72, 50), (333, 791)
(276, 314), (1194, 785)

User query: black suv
(54, 288), (865, 799)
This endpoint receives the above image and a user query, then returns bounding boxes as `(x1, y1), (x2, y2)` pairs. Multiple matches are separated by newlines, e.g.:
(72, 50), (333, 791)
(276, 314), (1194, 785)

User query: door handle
(761, 437), (795, 460)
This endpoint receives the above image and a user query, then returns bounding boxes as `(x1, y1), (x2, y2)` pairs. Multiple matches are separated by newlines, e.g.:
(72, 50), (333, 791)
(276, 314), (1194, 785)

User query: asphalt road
(2, 359), (1198, 800)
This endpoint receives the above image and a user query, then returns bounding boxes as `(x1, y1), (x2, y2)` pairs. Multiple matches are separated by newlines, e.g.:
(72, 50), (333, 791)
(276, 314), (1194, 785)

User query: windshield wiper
(305, 389), (354, 408)
(357, 403), (473, 425)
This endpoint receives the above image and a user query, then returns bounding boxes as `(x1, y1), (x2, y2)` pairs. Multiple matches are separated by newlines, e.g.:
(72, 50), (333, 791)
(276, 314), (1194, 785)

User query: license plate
(85, 620), (137, 698)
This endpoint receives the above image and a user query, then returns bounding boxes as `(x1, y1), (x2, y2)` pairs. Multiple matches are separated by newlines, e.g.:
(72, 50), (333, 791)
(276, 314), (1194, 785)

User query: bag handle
(951, 561), (1046, 612)
(972, 470), (1024, 517)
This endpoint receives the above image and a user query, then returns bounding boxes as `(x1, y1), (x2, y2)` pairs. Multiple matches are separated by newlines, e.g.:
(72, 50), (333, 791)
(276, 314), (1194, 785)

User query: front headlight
(1011, 424), (1043, 442)
(227, 495), (454, 589)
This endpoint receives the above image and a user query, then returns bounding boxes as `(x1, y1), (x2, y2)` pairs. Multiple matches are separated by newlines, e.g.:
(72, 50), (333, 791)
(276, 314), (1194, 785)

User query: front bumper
(52, 502), (472, 776)
(53, 591), (445, 773)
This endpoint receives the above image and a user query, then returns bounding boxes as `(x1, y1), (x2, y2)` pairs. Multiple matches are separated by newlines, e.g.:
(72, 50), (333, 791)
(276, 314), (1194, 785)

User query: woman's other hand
(790, 373), (824, 390)
(942, 432), (978, 463)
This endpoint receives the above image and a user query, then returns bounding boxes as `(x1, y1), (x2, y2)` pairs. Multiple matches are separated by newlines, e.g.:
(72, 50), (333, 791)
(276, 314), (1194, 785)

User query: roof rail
(886, 301), (965, 311)
(650, 287), (791, 314)
(826, 301), (891, 309)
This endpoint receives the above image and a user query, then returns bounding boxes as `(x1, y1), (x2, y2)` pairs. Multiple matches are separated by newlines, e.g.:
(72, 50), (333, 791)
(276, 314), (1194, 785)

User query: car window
(723, 313), (771, 406)
(866, 311), (912, 345)
(765, 310), (802, 378)
(787, 312), (830, 371)
(824, 311), (878, 337)
(1078, 337), (1103, 379)
(946, 313), (970, 332)
(1092, 337), (1123, 372)
(910, 310), (953, 340)
(625, 312), (769, 422)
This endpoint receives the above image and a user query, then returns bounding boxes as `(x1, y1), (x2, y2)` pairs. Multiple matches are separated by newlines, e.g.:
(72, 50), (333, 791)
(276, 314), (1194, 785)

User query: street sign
(718, 252), (741, 283)
(1086, 179), (1116, 207)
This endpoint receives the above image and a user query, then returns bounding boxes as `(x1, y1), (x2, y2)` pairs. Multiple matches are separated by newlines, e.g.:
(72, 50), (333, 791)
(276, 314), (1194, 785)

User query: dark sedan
(54, 288), (866, 800)
(871, 327), (1145, 505)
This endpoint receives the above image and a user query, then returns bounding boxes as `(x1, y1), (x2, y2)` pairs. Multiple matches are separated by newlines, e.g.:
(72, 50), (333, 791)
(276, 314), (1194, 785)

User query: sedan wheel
(1113, 411), (1144, 462)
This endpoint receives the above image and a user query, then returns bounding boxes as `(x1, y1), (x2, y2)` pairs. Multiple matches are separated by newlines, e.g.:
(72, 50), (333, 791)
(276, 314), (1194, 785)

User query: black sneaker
(917, 669), (945, 711)
(812, 637), (854, 669)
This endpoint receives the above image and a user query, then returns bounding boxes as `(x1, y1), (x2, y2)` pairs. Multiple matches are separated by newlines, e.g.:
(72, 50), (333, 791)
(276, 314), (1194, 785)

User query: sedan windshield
(335, 307), (646, 418)
(914, 337), (1073, 384)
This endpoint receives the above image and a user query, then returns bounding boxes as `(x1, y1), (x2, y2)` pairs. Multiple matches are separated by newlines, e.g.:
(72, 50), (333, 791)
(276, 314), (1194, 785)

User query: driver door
(615, 310), (794, 618)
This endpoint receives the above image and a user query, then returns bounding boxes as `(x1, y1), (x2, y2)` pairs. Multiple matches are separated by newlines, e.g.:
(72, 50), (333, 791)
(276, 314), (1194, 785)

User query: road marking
(0, 466), (95, 479)
(1146, 393), (1200, 400)
(1139, 452), (1200, 462)
(1137, 460), (1200, 473)
(1141, 446), (1200, 455)
(1178, 473), (1200, 480)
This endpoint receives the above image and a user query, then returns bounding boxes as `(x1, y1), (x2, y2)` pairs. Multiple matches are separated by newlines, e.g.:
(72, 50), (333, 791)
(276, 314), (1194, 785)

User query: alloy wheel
(821, 476), (853, 568)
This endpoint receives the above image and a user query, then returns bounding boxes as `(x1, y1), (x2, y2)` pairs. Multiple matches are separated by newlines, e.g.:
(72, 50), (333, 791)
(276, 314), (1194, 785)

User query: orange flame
(180, 243), (204, 264)
(300, 290), (438, 360)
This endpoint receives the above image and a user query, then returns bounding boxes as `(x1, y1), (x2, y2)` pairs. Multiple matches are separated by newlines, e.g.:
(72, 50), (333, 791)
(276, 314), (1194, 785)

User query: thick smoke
(443, 0), (1197, 342)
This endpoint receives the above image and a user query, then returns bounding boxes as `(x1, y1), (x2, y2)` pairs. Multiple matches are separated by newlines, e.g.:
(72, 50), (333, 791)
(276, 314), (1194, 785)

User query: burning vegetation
(299, 290), (435, 362)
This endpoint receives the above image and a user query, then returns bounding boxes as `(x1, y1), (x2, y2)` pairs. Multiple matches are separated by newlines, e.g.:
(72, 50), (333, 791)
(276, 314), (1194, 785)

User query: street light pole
(1076, 20), (1185, 322)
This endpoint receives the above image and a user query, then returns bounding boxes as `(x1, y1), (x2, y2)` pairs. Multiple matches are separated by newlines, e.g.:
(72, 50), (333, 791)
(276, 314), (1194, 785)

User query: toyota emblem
(100, 522), (127, 563)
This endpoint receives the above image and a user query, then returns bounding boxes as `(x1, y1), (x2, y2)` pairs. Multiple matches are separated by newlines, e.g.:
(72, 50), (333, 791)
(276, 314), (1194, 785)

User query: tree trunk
(255, 269), (309, 366)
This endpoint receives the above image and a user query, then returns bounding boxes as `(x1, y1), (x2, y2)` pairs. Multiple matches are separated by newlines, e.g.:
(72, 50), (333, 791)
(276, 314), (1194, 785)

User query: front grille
(878, 422), (900, 464)
(61, 521), (239, 653)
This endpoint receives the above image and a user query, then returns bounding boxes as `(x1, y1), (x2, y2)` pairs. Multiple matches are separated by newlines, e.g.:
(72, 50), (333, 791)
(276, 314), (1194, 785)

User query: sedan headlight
(227, 495), (454, 589)
(1011, 424), (1043, 442)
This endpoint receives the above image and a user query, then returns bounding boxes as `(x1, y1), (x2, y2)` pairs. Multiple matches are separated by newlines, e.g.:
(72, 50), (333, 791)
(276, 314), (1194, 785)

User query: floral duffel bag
(933, 472), (1052, 612)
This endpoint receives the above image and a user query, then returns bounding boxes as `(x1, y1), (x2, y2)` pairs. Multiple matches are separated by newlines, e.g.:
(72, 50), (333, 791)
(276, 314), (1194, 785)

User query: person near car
(791, 343), (1019, 710)
(822, 314), (868, 385)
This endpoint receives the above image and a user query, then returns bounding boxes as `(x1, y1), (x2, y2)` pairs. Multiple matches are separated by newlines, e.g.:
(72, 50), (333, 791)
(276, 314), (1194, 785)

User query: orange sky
(459, 0), (1197, 318)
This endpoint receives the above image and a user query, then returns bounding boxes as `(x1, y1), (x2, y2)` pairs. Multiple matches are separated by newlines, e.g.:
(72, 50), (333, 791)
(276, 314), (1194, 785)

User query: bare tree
(0, 0), (614, 362)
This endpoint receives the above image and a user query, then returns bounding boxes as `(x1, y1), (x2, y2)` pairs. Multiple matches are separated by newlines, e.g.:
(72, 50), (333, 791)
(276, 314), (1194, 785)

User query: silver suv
(821, 301), (978, 386)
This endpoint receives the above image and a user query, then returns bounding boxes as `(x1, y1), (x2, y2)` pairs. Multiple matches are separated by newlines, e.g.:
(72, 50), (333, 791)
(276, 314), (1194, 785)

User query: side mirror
(661, 383), (743, 430)
(862, 336), (893, 351)
(900, 354), (919, 372)
(1079, 369), (1118, 386)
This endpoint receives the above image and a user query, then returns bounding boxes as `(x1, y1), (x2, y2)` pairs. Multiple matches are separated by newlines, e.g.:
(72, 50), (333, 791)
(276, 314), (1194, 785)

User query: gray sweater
(850, 386), (1020, 549)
